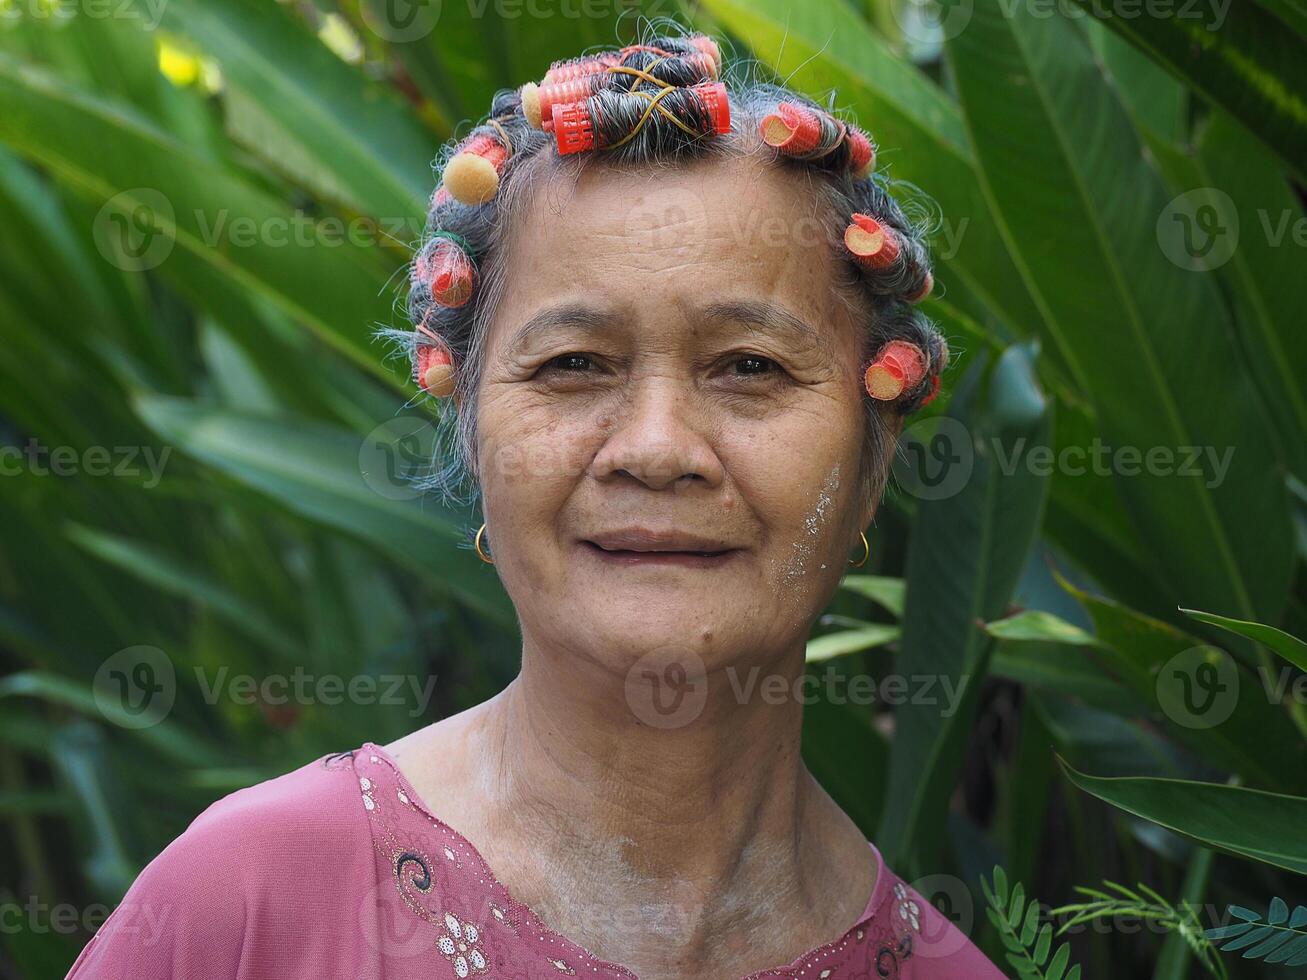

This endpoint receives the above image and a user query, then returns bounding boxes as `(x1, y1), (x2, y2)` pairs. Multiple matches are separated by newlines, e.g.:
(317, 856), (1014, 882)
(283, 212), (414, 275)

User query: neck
(440, 635), (872, 977)
(493, 640), (815, 886)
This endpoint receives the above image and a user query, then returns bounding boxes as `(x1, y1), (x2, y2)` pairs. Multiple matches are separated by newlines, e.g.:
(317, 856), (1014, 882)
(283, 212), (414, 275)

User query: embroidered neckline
(349, 741), (897, 979)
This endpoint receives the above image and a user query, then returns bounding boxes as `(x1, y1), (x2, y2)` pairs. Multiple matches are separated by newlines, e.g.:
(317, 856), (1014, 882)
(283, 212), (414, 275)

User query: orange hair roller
(414, 329), (456, 398)
(844, 213), (901, 270)
(864, 340), (928, 402)
(443, 133), (509, 205)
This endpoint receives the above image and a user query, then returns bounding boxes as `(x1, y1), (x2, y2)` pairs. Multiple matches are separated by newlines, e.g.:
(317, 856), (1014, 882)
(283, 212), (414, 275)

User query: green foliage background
(0, 0), (1305, 976)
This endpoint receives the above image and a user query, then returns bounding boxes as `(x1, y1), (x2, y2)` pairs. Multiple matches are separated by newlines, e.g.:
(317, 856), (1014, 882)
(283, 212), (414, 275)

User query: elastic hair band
(429, 229), (477, 259)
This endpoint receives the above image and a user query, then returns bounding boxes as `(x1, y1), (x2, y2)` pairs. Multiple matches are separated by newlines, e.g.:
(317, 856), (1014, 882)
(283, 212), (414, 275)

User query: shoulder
(873, 859), (1008, 979)
(66, 749), (372, 980)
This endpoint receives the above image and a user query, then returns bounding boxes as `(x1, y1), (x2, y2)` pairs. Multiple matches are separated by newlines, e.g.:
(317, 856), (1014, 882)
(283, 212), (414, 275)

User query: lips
(584, 528), (737, 556)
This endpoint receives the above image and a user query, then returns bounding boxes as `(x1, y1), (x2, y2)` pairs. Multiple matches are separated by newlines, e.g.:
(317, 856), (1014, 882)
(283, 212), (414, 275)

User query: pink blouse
(66, 743), (1004, 979)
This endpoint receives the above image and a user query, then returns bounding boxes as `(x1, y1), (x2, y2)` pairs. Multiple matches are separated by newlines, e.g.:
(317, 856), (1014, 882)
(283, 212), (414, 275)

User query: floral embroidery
(894, 882), (921, 932)
(360, 776), (376, 811)
(548, 958), (576, 975)
(437, 911), (488, 978)
(488, 902), (517, 934)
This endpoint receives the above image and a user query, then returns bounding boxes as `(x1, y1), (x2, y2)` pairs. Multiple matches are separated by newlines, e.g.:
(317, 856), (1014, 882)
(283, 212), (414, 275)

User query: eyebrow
(503, 298), (831, 355)
(505, 302), (618, 353)
(697, 300), (831, 356)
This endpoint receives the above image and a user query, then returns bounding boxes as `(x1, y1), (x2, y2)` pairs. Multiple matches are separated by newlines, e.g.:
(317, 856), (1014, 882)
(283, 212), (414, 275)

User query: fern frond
(1205, 898), (1307, 967)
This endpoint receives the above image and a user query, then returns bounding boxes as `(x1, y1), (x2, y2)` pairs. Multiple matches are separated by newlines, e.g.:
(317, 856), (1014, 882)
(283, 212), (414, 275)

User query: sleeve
(64, 813), (252, 980)
(65, 755), (374, 980)
(908, 883), (1008, 979)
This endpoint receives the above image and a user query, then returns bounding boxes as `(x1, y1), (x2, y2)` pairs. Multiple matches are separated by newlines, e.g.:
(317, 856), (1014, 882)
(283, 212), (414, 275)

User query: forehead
(490, 152), (855, 350)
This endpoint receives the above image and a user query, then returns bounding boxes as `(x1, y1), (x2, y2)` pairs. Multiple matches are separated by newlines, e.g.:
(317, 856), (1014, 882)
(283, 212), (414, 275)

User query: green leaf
(134, 396), (515, 628)
(837, 575), (906, 618)
(943, 0), (1294, 630)
(1153, 846), (1215, 980)
(1184, 111), (1307, 485)
(1061, 760), (1307, 874)
(1063, 0), (1307, 182)
(878, 342), (1052, 874)
(1180, 607), (1307, 674)
(160, 0), (432, 219)
(1053, 572), (1307, 792)
(984, 610), (1104, 648)
(65, 525), (303, 660)
(804, 624), (900, 663)
(0, 56), (403, 383)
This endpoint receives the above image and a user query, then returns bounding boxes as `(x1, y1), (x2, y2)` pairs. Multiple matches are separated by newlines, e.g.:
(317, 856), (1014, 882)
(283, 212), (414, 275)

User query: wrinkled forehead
(488, 152), (857, 354)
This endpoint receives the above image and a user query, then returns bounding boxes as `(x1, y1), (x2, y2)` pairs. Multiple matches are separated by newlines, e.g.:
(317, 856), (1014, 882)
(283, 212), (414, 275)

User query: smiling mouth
(580, 541), (738, 563)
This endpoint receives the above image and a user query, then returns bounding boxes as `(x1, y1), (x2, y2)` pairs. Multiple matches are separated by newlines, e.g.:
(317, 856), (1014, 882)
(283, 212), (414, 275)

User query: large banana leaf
(1062, 761), (1307, 875)
(1186, 112), (1307, 485)
(160, 0), (433, 220)
(0, 56), (404, 383)
(942, 0), (1294, 631)
(878, 340), (1053, 875)
(135, 396), (516, 628)
(1065, 0), (1307, 183)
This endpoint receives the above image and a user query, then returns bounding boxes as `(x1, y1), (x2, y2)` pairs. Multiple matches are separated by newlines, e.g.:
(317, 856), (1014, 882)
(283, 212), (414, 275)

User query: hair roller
(552, 80), (730, 156)
(844, 213), (901, 270)
(415, 331), (456, 398)
(760, 102), (822, 156)
(525, 41), (720, 132)
(847, 126), (876, 179)
(417, 234), (477, 309)
(443, 132), (510, 205)
(864, 339), (928, 402)
(907, 269), (934, 303)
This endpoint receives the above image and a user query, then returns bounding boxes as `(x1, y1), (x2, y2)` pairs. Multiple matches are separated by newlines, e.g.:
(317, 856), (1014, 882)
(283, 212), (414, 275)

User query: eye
(539, 353), (597, 374)
(731, 355), (778, 378)
(724, 353), (785, 381)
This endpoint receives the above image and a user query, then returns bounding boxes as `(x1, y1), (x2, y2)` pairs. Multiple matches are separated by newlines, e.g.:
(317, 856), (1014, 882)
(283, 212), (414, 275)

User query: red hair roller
(847, 127), (875, 179)
(419, 238), (476, 309)
(844, 213), (901, 270)
(552, 80), (729, 155)
(864, 340), (927, 402)
(759, 102), (821, 156)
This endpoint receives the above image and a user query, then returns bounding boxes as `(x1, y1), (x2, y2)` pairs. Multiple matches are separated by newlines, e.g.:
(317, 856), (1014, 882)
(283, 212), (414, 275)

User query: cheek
(476, 391), (602, 525)
(722, 409), (863, 582)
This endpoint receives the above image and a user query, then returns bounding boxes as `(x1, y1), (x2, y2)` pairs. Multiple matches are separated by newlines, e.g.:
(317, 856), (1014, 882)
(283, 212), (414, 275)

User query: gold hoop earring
(848, 530), (870, 568)
(475, 522), (494, 565)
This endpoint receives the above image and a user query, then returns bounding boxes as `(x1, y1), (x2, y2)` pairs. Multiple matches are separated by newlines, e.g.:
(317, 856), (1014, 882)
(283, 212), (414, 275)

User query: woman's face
(476, 152), (883, 681)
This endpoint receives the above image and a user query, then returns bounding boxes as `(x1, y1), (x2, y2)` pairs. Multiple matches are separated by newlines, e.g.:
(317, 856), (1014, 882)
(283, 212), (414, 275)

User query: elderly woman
(67, 28), (1002, 980)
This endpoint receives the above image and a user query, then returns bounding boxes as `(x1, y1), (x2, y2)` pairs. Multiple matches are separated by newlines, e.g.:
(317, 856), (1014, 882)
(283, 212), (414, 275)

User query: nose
(588, 377), (725, 491)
